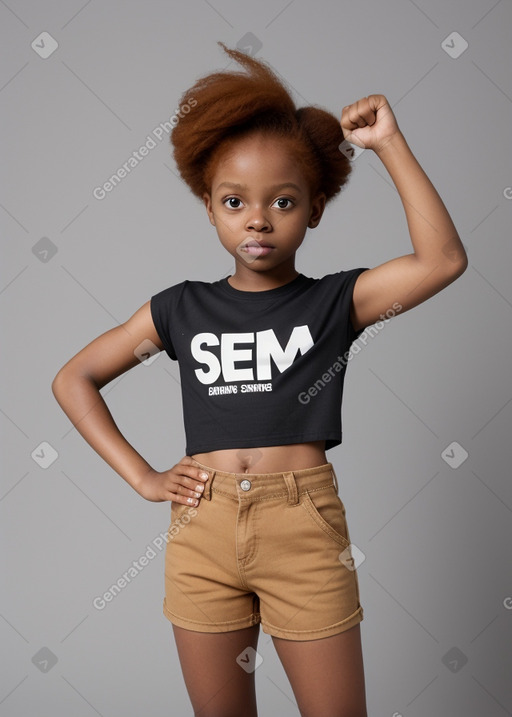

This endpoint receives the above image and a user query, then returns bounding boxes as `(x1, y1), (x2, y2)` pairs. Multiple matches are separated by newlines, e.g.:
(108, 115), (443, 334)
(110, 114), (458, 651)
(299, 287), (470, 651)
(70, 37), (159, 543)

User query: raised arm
(340, 95), (468, 332)
(51, 302), (208, 504)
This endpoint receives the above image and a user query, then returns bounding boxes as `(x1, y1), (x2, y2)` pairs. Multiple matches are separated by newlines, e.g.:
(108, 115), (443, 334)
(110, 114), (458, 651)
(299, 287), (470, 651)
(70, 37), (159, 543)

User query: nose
(245, 206), (271, 233)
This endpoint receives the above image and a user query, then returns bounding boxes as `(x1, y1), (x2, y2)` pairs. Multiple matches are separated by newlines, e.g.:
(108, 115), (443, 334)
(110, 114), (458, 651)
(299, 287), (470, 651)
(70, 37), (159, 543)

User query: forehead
(211, 132), (305, 184)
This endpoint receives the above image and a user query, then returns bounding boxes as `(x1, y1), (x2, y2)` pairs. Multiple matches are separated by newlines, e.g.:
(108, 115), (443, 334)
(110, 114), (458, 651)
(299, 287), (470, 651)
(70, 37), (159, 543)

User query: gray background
(1, 0), (511, 715)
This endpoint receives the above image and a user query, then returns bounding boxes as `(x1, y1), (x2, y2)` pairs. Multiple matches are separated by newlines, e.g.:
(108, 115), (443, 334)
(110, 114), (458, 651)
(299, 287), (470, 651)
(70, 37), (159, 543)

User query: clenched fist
(341, 94), (401, 153)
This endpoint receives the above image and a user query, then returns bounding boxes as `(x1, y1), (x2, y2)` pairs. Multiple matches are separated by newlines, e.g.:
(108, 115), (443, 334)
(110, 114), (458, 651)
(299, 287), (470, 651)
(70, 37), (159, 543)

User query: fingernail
(200, 471), (209, 480)
(195, 484), (204, 492)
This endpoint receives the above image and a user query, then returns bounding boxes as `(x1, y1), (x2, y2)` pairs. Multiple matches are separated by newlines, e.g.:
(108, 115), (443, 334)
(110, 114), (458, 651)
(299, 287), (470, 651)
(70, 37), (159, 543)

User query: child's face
(203, 132), (326, 278)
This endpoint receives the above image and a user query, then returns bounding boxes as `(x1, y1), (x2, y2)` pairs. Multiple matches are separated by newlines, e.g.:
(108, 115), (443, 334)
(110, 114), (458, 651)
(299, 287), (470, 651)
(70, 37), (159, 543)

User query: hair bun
(171, 43), (352, 202)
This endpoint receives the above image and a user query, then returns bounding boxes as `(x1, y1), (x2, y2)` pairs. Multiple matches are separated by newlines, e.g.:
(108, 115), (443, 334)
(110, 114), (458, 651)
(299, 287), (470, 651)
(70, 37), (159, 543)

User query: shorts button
(240, 479), (252, 491)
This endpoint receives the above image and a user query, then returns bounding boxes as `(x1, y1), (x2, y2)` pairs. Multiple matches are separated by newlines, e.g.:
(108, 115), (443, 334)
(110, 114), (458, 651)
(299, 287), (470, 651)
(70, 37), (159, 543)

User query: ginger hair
(171, 42), (352, 203)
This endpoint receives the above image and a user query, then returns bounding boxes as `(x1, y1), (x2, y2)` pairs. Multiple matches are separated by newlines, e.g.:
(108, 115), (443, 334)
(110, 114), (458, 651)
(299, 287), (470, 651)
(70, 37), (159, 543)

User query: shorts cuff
(163, 598), (260, 633)
(261, 605), (364, 641)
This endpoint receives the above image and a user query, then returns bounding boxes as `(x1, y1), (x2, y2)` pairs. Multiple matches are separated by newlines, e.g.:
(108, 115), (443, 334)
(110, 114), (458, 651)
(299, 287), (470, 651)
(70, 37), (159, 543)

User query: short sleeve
(150, 286), (178, 360)
(344, 267), (370, 345)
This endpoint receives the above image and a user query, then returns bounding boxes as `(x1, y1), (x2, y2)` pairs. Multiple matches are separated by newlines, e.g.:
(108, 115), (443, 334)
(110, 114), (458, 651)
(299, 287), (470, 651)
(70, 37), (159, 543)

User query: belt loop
(282, 471), (299, 505)
(202, 469), (215, 501)
(331, 468), (339, 494)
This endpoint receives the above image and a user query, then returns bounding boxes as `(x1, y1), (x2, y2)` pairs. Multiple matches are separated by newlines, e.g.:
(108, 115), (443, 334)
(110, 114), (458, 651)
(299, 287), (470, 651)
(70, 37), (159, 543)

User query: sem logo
(191, 326), (314, 385)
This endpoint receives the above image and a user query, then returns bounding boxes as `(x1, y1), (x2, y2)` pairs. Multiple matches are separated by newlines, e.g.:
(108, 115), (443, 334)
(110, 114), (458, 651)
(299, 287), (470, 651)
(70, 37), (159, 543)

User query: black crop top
(150, 268), (369, 455)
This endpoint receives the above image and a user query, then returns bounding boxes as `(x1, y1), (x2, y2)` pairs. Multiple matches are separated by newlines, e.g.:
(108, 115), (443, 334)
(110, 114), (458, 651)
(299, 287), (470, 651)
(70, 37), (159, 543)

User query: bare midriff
(191, 440), (328, 474)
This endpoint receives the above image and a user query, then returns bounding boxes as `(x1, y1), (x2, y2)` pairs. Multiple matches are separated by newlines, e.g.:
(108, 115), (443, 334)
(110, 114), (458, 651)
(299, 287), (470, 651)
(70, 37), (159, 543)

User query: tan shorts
(163, 460), (364, 641)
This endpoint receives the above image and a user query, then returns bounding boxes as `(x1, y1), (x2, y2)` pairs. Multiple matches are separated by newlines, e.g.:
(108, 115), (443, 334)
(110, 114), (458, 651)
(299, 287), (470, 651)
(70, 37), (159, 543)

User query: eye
(273, 197), (294, 209)
(223, 197), (243, 209)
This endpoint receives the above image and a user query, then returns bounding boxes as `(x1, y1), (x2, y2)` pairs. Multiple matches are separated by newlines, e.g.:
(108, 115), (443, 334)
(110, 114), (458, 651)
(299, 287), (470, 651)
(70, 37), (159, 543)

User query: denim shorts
(162, 460), (364, 641)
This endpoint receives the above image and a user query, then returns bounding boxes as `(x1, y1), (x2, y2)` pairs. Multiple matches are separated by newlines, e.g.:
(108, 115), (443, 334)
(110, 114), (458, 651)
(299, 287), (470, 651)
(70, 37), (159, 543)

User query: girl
(52, 43), (467, 717)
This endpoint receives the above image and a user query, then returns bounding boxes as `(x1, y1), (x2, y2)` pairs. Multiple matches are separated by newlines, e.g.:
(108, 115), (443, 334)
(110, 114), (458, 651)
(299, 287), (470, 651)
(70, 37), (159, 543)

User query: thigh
(172, 624), (260, 717)
(272, 623), (367, 717)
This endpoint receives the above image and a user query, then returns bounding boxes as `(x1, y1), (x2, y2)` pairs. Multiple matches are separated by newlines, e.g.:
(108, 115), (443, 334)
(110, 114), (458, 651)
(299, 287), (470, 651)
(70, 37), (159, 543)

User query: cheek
(216, 211), (239, 229)
(290, 209), (311, 226)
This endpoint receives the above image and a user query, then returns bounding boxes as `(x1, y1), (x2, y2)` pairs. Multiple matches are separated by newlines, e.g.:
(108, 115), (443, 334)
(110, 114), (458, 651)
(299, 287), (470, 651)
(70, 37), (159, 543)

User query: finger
(176, 474), (206, 495)
(341, 99), (370, 129)
(177, 456), (210, 481)
(341, 104), (365, 130)
(366, 93), (389, 113)
(369, 95), (396, 127)
(342, 94), (388, 129)
(353, 97), (378, 128)
(172, 483), (201, 505)
(365, 94), (394, 129)
(174, 464), (210, 483)
(172, 491), (200, 506)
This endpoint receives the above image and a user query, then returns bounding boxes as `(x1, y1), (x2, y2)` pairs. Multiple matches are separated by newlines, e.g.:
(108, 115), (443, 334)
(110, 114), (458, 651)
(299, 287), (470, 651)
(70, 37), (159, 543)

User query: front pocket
(168, 500), (198, 538)
(170, 499), (186, 523)
(300, 487), (351, 548)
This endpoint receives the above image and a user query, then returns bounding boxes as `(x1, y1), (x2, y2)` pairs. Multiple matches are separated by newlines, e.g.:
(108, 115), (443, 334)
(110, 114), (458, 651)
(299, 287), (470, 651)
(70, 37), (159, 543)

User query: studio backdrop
(1, 1), (511, 715)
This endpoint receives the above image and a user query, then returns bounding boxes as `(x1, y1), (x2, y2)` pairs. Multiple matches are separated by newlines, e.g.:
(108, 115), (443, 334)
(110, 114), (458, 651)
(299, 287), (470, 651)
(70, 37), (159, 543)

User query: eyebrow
(215, 182), (303, 193)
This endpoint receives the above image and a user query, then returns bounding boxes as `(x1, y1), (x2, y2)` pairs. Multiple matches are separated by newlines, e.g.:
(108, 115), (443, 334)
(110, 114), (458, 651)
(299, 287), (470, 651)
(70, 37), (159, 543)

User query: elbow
(51, 365), (77, 400)
(444, 244), (469, 280)
(453, 252), (469, 278)
(455, 241), (469, 274)
(440, 236), (468, 278)
(51, 368), (67, 402)
(52, 365), (97, 402)
(443, 258), (468, 289)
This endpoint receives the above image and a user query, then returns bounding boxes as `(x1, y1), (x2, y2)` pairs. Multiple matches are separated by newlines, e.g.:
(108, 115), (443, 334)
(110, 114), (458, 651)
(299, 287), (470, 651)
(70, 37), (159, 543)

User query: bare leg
(172, 623), (260, 717)
(272, 623), (367, 717)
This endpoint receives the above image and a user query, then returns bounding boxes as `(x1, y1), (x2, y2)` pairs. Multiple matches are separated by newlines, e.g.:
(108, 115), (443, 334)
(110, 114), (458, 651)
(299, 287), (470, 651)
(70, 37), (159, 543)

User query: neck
(228, 263), (299, 292)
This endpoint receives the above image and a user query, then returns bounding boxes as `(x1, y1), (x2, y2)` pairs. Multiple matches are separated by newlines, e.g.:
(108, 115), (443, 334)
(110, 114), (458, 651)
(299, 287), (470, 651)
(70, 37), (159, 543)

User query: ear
(203, 193), (216, 226)
(307, 193), (326, 229)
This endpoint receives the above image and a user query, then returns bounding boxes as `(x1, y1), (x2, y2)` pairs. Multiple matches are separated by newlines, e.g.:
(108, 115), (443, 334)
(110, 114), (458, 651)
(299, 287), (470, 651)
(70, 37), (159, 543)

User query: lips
(243, 238), (274, 249)
(244, 245), (273, 256)
(238, 236), (275, 258)
(241, 238), (274, 257)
